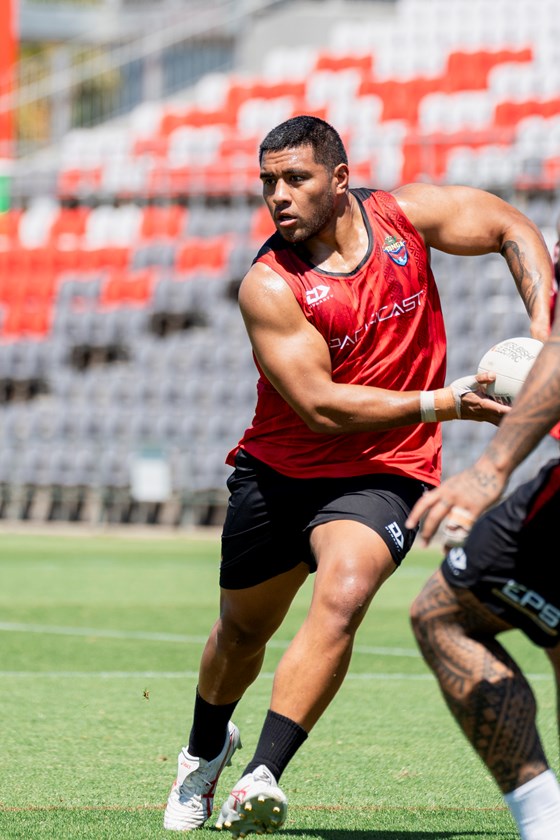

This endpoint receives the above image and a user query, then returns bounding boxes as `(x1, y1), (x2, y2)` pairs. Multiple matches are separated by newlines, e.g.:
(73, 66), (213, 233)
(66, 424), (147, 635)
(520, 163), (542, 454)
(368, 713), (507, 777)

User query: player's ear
(333, 162), (349, 193)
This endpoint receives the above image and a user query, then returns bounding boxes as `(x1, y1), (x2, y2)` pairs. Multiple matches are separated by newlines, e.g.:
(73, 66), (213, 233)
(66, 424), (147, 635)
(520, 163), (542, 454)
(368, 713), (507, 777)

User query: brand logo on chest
(305, 284), (332, 306)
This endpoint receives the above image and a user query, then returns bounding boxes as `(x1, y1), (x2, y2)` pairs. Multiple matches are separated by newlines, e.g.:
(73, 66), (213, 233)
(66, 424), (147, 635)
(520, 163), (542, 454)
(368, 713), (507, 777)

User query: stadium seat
(139, 204), (187, 240)
(1, 301), (52, 339)
(314, 52), (374, 74)
(1, 0), (560, 527)
(250, 206), (275, 243)
(175, 236), (231, 273)
(99, 269), (155, 307)
(0, 208), (23, 247)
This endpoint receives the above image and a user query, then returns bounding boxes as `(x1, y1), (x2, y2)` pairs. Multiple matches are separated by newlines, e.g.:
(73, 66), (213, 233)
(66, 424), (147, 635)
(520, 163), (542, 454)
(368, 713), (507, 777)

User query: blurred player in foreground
(164, 115), (554, 835)
(406, 256), (560, 839)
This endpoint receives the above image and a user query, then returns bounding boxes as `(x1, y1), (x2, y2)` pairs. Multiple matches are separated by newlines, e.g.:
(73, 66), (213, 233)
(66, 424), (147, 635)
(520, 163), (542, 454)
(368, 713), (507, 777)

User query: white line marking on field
(0, 622), (209, 644)
(0, 621), (420, 657)
(0, 670), (551, 680)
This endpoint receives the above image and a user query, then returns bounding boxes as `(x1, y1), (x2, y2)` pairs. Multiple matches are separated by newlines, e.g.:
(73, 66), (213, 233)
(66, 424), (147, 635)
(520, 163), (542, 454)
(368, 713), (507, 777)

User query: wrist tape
(419, 387), (461, 422)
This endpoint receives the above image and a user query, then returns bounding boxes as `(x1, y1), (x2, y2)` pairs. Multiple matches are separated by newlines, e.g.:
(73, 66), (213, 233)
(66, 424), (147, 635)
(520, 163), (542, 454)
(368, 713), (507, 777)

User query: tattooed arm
(501, 238), (551, 341)
(395, 183), (553, 341)
(406, 297), (560, 544)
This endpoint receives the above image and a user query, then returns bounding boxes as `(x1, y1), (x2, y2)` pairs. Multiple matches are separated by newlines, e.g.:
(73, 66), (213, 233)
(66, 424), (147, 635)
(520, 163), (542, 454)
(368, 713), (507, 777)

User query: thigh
(305, 475), (426, 620)
(412, 570), (522, 705)
(220, 451), (314, 589)
(307, 472), (426, 568)
(307, 520), (397, 634)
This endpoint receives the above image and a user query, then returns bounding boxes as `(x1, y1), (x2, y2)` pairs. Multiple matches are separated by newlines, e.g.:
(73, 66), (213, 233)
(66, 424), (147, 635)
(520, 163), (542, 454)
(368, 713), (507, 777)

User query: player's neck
(300, 193), (369, 274)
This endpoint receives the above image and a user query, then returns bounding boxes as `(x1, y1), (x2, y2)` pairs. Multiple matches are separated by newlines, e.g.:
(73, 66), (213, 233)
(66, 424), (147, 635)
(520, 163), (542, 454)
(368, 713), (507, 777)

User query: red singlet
(227, 188), (447, 483)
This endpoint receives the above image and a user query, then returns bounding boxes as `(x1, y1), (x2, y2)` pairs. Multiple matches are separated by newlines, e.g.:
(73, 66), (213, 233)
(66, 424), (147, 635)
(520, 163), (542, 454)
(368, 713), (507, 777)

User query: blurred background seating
(0, 0), (558, 526)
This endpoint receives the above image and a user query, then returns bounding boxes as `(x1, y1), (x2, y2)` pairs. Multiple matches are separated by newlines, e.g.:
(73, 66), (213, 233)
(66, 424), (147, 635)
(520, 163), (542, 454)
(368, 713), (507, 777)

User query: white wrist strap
(420, 387), (462, 422)
(419, 390), (437, 422)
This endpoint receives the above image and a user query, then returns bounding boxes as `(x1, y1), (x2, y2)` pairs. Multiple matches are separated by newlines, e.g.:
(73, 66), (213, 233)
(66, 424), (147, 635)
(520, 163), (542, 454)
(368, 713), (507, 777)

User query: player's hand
(406, 460), (506, 546)
(454, 372), (511, 425)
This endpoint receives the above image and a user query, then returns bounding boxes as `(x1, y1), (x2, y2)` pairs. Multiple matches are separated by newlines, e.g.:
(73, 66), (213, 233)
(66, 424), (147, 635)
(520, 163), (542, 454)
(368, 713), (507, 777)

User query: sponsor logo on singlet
(383, 235), (408, 266)
(446, 547), (467, 574)
(329, 290), (424, 350)
(305, 284), (332, 306)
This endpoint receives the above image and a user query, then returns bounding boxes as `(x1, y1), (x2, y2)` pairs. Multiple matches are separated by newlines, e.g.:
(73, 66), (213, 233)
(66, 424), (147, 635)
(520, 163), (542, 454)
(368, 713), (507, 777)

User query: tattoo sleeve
(501, 239), (543, 316)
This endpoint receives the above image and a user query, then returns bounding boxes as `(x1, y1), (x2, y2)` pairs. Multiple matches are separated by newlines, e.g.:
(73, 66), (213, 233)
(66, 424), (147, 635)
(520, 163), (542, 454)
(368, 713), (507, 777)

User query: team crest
(383, 235), (408, 266)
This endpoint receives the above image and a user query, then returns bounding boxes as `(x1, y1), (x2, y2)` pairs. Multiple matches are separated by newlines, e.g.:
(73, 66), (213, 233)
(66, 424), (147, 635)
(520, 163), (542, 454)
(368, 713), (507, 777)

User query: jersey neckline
(294, 188), (374, 279)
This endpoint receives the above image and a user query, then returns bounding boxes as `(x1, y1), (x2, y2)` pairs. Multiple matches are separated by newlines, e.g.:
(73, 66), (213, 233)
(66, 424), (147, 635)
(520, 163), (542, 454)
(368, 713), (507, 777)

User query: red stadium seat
(0, 270), (27, 305)
(218, 133), (260, 161)
(167, 166), (195, 198)
(57, 167), (103, 199)
(1, 301), (52, 338)
(132, 136), (169, 157)
(543, 156), (560, 188)
(139, 204), (187, 240)
(159, 110), (190, 136)
(542, 97), (560, 118)
(0, 208), (22, 246)
(0, 261), (57, 305)
(81, 246), (131, 271)
(314, 52), (373, 74)
(250, 206), (275, 243)
(444, 48), (533, 94)
(99, 268), (155, 306)
(175, 236), (231, 273)
(48, 206), (89, 247)
(29, 269), (58, 302)
(290, 101), (327, 122)
(494, 98), (560, 127)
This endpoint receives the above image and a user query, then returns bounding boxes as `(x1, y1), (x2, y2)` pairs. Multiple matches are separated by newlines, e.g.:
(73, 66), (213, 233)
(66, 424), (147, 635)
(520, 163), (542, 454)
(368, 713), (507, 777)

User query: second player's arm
(239, 262), (507, 434)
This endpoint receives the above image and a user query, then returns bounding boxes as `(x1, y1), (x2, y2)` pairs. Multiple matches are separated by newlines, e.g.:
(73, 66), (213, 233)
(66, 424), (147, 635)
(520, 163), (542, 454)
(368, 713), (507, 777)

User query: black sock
(188, 688), (240, 761)
(243, 710), (308, 782)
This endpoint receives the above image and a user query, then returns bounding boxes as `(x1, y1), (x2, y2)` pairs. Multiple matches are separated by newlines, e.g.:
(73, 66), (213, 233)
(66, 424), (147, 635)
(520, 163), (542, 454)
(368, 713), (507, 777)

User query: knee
(213, 614), (271, 655)
(319, 574), (376, 636)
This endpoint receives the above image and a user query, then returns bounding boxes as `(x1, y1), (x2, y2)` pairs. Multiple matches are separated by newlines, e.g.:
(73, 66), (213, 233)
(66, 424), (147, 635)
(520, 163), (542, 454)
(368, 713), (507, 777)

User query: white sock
(504, 770), (560, 839)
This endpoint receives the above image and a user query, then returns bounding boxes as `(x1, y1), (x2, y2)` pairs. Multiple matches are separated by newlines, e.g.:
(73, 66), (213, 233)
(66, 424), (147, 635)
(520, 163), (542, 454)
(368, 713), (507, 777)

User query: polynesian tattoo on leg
(412, 571), (548, 792)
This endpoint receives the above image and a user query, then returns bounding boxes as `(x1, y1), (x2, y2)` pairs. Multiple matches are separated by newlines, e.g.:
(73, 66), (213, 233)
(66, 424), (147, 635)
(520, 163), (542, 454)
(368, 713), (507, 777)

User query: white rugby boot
(164, 721), (241, 831)
(215, 764), (287, 836)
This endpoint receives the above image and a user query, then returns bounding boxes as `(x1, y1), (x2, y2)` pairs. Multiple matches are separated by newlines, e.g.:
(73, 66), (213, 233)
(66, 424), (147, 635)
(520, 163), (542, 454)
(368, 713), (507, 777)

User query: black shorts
(441, 458), (560, 648)
(220, 449), (429, 590)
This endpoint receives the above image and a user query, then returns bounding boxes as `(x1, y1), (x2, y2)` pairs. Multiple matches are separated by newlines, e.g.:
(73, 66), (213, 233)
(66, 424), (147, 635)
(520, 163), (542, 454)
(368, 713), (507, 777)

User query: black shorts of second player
(220, 449), (430, 590)
(441, 457), (560, 648)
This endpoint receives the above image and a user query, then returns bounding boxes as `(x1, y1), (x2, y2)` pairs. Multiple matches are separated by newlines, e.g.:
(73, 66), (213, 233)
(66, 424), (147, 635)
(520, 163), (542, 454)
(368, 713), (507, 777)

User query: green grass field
(0, 530), (557, 839)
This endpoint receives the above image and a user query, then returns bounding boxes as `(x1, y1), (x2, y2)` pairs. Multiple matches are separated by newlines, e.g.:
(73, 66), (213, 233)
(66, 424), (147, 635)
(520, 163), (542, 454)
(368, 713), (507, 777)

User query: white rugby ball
(477, 336), (543, 403)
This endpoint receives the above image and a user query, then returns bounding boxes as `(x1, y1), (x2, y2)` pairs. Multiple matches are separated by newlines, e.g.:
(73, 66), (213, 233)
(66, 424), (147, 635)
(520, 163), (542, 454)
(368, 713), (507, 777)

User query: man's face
(259, 145), (341, 244)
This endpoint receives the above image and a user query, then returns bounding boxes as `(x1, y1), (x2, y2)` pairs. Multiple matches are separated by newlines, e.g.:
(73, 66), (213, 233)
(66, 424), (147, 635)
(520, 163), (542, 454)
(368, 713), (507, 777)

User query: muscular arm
(395, 183), (553, 342)
(238, 262), (505, 434)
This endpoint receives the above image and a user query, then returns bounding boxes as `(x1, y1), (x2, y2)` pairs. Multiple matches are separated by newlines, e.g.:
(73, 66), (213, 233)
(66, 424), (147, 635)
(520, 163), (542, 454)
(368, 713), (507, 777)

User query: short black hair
(259, 115), (348, 171)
